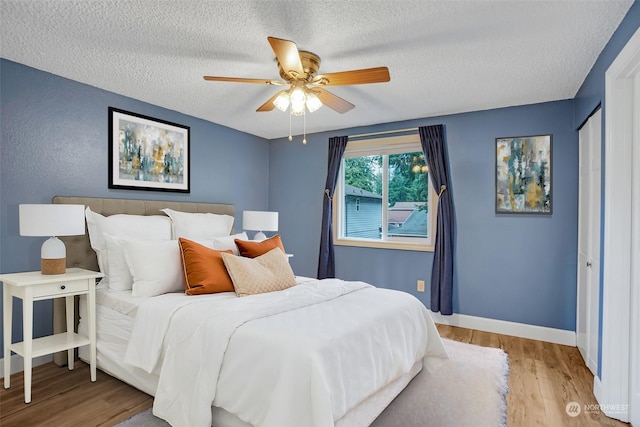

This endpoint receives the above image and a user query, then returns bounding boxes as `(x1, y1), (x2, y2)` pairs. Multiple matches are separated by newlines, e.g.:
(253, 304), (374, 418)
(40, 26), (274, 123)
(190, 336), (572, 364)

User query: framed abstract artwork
(108, 107), (190, 192)
(495, 134), (552, 214)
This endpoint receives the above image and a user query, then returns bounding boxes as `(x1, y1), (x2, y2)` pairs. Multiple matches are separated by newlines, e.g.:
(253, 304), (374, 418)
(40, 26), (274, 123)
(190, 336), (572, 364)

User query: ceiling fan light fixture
(305, 90), (322, 113)
(273, 91), (290, 111)
(289, 86), (306, 116)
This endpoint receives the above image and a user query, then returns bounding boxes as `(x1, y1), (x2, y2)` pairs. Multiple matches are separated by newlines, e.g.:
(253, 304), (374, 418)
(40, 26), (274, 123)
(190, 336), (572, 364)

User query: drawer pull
(60, 285), (66, 290)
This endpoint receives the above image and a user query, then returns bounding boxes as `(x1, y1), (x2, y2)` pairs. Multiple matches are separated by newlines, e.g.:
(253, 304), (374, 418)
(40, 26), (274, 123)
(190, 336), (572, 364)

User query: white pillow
(85, 207), (109, 273)
(160, 208), (234, 240)
(123, 240), (184, 297)
(211, 232), (248, 255)
(102, 234), (133, 291)
(85, 207), (172, 290)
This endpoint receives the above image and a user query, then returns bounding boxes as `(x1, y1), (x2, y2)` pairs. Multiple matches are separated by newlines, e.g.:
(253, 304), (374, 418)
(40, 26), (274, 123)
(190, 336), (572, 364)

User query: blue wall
(572, 1), (640, 377)
(270, 100), (578, 331)
(0, 59), (270, 354)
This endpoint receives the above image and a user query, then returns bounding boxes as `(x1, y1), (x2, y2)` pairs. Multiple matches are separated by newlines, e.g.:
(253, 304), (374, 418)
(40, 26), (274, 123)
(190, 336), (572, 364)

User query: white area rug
(372, 339), (509, 427)
(116, 339), (509, 427)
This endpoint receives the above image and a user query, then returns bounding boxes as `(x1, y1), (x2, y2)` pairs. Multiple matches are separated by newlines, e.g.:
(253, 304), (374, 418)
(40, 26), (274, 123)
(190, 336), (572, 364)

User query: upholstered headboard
(51, 196), (235, 366)
(53, 196), (235, 271)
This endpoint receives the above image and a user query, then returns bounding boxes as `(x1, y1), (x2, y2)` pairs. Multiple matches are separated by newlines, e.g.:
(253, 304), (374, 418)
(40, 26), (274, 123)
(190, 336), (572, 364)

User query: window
(333, 134), (436, 251)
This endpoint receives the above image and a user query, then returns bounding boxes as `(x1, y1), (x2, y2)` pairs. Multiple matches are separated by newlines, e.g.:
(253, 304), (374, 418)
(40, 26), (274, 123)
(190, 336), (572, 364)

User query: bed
(52, 196), (448, 427)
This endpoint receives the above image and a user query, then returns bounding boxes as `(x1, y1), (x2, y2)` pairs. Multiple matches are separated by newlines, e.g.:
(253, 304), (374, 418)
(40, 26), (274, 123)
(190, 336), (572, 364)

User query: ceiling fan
(203, 36), (391, 116)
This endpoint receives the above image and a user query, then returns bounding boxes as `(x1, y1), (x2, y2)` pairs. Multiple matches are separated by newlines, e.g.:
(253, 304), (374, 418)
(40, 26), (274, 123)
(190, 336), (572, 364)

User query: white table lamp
(19, 204), (85, 274)
(243, 210), (278, 241)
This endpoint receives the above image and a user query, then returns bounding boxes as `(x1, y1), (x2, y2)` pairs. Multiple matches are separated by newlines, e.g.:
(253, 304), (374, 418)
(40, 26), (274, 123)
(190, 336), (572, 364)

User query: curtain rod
(348, 127), (418, 139)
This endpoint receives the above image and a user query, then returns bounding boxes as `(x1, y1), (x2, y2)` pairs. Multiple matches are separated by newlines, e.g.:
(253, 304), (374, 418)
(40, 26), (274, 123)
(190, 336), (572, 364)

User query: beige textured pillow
(222, 248), (296, 297)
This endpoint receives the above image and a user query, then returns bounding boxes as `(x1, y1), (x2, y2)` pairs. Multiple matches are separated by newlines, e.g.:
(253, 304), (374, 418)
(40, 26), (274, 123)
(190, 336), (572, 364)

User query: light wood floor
(0, 325), (630, 427)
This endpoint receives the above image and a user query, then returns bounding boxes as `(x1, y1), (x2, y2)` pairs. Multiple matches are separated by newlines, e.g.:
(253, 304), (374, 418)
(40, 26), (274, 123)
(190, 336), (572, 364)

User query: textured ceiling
(0, 0), (634, 140)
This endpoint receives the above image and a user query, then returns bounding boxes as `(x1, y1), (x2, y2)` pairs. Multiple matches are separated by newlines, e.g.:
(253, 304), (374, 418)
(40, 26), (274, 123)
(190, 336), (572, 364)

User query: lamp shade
(19, 204), (85, 236)
(243, 211), (278, 232)
(20, 204), (85, 274)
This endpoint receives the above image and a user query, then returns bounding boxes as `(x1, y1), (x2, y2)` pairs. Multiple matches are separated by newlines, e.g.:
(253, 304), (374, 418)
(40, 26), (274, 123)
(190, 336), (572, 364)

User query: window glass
(334, 135), (435, 252)
(343, 155), (382, 239)
(387, 152), (429, 239)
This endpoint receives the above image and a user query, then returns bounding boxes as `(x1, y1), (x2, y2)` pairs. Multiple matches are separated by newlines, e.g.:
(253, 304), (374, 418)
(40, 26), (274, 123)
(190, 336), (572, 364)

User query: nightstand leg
(23, 293), (33, 404)
(66, 296), (74, 370)
(88, 280), (96, 382)
(3, 287), (11, 389)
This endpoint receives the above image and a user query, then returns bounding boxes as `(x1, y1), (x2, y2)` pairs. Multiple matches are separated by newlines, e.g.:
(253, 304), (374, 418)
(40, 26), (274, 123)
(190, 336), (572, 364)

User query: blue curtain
(419, 125), (454, 315)
(317, 136), (348, 279)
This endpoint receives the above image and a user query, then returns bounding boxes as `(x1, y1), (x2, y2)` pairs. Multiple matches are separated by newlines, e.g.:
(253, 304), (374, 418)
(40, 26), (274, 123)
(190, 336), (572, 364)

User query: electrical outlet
(417, 280), (425, 292)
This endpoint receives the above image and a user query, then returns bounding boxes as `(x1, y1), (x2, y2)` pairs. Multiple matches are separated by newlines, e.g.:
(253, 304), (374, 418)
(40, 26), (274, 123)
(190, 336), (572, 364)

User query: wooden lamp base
(41, 258), (66, 275)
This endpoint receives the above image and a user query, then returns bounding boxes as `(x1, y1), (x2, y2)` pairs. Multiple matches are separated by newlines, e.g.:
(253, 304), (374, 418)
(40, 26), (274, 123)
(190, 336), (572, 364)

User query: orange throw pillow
(235, 234), (286, 258)
(178, 238), (234, 295)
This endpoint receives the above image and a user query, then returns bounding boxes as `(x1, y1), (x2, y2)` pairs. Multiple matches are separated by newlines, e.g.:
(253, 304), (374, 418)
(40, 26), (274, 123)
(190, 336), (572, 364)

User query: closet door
(576, 108), (601, 374)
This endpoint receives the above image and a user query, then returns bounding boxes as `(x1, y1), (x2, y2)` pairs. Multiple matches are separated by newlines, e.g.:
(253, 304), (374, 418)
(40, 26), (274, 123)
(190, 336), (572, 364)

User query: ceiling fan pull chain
(303, 112), (307, 144)
(288, 111), (293, 142)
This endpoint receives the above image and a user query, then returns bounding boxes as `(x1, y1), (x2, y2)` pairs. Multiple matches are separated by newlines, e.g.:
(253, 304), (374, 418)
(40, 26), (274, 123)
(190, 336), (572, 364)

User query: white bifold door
(576, 108), (601, 375)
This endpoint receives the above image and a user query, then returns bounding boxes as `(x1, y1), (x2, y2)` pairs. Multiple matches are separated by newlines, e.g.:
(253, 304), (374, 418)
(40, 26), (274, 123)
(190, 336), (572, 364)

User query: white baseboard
(587, 355), (598, 376)
(0, 354), (53, 379)
(592, 374), (630, 422)
(594, 375), (603, 403)
(430, 311), (576, 346)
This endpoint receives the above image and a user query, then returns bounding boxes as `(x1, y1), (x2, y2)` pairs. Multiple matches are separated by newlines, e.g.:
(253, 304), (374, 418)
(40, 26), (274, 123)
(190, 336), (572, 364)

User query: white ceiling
(0, 1), (634, 140)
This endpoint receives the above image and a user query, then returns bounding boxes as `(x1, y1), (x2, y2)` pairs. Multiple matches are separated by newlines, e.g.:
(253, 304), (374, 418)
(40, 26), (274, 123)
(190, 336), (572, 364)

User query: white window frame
(333, 134), (437, 252)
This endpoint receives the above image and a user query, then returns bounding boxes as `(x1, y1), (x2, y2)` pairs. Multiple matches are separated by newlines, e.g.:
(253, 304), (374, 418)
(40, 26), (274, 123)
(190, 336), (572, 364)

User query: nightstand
(1, 268), (103, 403)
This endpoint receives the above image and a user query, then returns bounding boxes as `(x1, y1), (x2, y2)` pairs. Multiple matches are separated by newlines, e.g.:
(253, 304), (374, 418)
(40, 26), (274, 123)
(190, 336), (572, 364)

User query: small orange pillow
(178, 238), (234, 295)
(235, 234), (286, 258)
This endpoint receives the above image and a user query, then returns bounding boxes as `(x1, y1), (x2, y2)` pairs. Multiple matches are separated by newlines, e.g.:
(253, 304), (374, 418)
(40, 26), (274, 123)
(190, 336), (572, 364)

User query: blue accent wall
(270, 100), (578, 331)
(0, 59), (270, 355)
(572, 0), (640, 378)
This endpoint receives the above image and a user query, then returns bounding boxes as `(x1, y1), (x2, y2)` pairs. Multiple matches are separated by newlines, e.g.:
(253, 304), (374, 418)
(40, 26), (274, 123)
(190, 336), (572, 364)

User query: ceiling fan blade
(203, 76), (285, 85)
(256, 90), (288, 112)
(313, 88), (355, 114)
(267, 36), (304, 80)
(311, 67), (390, 86)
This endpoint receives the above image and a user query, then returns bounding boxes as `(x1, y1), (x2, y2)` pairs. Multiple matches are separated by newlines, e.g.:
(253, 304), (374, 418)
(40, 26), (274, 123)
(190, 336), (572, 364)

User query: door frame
(577, 108), (601, 375)
(597, 26), (640, 422)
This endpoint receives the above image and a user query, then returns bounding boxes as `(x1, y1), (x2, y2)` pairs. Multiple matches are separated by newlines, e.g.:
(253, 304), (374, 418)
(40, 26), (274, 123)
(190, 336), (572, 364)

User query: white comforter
(124, 277), (448, 427)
